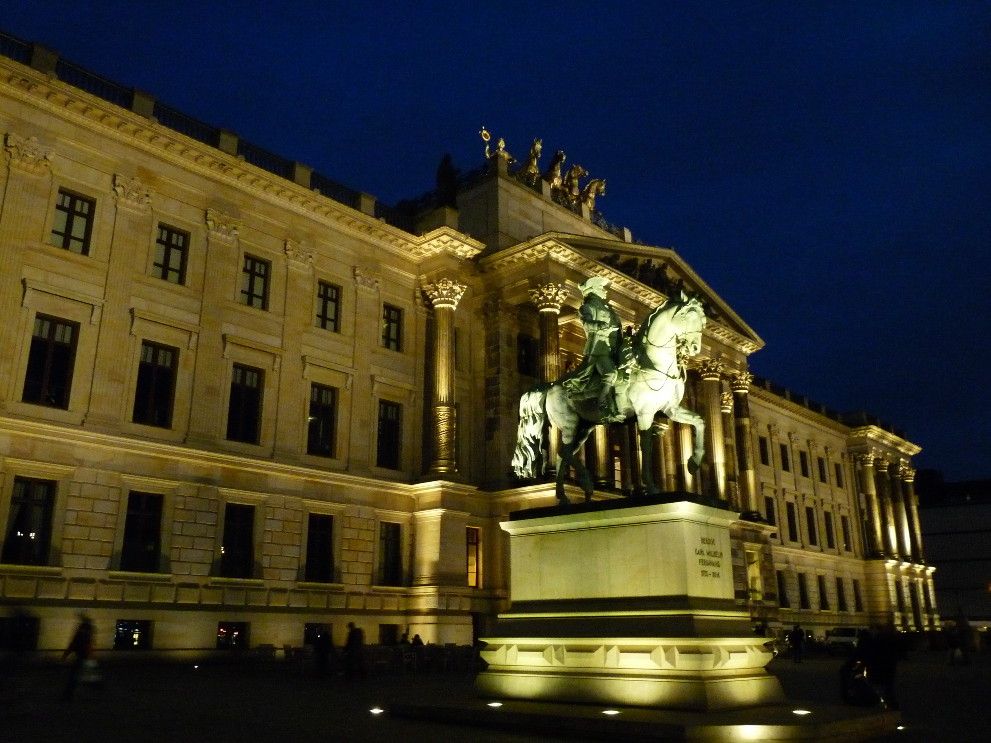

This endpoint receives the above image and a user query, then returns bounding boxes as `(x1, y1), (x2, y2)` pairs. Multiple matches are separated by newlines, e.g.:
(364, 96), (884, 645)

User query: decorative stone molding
(720, 391), (734, 414)
(853, 452), (875, 468)
(353, 267), (380, 291)
(113, 173), (152, 211)
(767, 424), (779, 438)
(788, 432), (801, 445)
(205, 208), (240, 242)
(422, 278), (466, 310)
(899, 466), (915, 482)
(284, 239), (313, 266)
(697, 359), (723, 381)
(529, 282), (570, 313)
(4, 132), (54, 174)
(729, 371), (753, 393)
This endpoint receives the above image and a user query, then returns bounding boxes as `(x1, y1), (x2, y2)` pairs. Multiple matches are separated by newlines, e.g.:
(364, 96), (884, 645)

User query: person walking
(343, 622), (365, 679)
(61, 614), (95, 702)
(789, 624), (805, 664)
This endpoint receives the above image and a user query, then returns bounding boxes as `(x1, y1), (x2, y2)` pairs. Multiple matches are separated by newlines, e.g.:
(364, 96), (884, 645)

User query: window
(114, 620), (153, 650)
(382, 304), (403, 351)
(132, 341), (177, 427)
(517, 333), (539, 377)
(836, 577), (848, 612)
(0, 613), (40, 651)
(758, 436), (770, 466)
(306, 383), (337, 458)
(119, 491), (163, 573)
(467, 526), (481, 588)
(824, 512), (836, 549)
(22, 314), (78, 409)
(817, 456), (828, 483)
(786, 502), (799, 542)
(153, 224), (188, 284)
(779, 443), (790, 472)
(817, 574), (829, 610)
(834, 462), (845, 488)
(304, 514), (335, 583)
(216, 621), (249, 649)
(840, 515), (852, 551)
(377, 521), (402, 586)
(776, 570), (790, 608)
(49, 189), (94, 255)
(763, 495), (777, 526)
(220, 503), (255, 578)
(798, 451), (810, 478)
(315, 281), (341, 332)
(797, 573), (810, 609)
(376, 400), (402, 470)
(378, 624), (400, 645)
(806, 506), (818, 546)
(853, 579), (864, 612)
(239, 255), (269, 309)
(226, 364), (263, 444)
(2, 477), (55, 566)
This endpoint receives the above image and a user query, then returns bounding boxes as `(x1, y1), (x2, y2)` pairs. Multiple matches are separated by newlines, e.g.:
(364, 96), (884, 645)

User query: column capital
(5, 132), (54, 175)
(899, 465), (915, 482)
(729, 371), (753, 392)
(113, 173), (152, 212)
(720, 390), (734, 414)
(853, 452), (876, 468)
(529, 282), (570, 313)
(698, 358), (723, 381)
(205, 208), (241, 242)
(422, 278), (466, 310)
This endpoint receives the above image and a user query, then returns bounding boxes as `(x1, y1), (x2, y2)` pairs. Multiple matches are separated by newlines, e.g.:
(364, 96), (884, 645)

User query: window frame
(1, 476), (57, 566)
(303, 512), (335, 583)
(22, 314), (79, 410)
(381, 303), (403, 352)
(226, 363), (264, 444)
(119, 491), (164, 574)
(49, 188), (95, 255)
(376, 520), (403, 586)
(239, 254), (270, 310)
(132, 340), (178, 428)
(219, 502), (256, 579)
(315, 280), (341, 332)
(375, 399), (403, 470)
(306, 383), (338, 458)
(152, 223), (189, 285)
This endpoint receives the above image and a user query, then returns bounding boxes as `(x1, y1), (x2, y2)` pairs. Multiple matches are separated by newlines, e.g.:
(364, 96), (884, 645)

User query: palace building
(0, 32), (937, 658)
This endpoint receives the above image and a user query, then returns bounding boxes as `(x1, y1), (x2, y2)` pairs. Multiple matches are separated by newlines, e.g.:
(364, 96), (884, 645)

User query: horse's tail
(511, 383), (550, 479)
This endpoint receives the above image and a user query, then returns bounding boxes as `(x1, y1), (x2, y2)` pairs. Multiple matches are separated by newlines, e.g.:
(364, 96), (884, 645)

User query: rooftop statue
(512, 280), (707, 503)
(541, 150), (566, 189)
(522, 138), (542, 177)
(581, 178), (606, 210)
(561, 164), (589, 206)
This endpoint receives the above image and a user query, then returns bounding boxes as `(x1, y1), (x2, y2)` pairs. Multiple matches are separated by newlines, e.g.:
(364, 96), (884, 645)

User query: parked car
(825, 627), (861, 654)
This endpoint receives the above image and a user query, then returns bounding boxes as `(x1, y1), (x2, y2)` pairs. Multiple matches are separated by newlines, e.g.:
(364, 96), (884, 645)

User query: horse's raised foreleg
(667, 405), (706, 474)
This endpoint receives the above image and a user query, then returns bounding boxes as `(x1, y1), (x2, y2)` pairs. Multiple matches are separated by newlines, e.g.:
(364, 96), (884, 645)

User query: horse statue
(541, 150), (566, 189)
(581, 178), (606, 210)
(511, 291), (707, 503)
(561, 164), (588, 205)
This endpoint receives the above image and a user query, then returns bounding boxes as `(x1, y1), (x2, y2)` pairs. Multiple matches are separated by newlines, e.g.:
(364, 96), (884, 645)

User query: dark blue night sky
(4, 1), (989, 480)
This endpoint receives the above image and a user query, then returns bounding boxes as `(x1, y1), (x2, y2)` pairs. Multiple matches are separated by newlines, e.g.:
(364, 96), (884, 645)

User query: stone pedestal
(476, 497), (785, 711)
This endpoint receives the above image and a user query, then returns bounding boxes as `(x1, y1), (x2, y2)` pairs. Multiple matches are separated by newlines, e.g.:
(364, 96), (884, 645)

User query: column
(593, 425), (611, 488)
(888, 462), (913, 560)
(698, 360), (727, 502)
(530, 283), (569, 476)
(730, 372), (759, 515)
(901, 466), (925, 562)
(873, 457), (899, 556)
(855, 453), (885, 557)
(423, 278), (466, 475)
(653, 420), (670, 493)
(719, 390), (739, 510)
(661, 421), (679, 492)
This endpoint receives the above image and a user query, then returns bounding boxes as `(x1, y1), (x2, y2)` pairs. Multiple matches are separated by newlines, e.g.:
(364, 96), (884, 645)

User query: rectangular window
(853, 578), (864, 612)
(119, 491), (163, 573)
(306, 383), (338, 458)
(22, 314), (78, 409)
(776, 570), (790, 608)
(377, 521), (402, 586)
(834, 462), (845, 488)
(304, 514), (335, 583)
(376, 400), (402, 470)
(382, 304), (403, 351)
(466, 526), (481, 588)
(836, 577), (848, 612)
(763, 495), (777, 526)
(817, 574), (830, 610)
(1, 477), (55, 566)
(797, 573), (810, 609)
(758, 436), (770, 466)
(315, 281), (341, 332)
(239, 255), (270, 310)
(817, 456), (828, 483)
(220, 503), (255, 578)
(786, 502), (799, 542)
(840, 515), (852, 551)
(799, 451), (810, 478)
(113, 620), (153, 650)
(824, 511), (836, 549)
(226, 364), (263, 444)
(216, 621), (249, 649)
(517, 333), (539, 377)
(779, 443), (790, 472)
(49, 189), (94, 255)
(806, 506), (818, 546)
(132, 341), (177, 427)
(152, 224), (188, 284)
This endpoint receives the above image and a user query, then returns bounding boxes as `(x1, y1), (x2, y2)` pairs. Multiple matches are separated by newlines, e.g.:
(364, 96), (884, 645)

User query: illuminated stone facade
(0, 37), (935, 658)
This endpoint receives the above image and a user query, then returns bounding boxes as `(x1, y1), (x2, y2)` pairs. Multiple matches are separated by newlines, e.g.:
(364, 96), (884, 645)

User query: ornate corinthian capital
(529, 282), (570, 313)
(205, 208), (241, 242)
(697, 358), (723, 381)
(423, 278), (466, 309)
(5, 133), (54, 174)
(113, 174), (152, 211)
(730, 371), (753, 393)
(284, 239), (313, 265)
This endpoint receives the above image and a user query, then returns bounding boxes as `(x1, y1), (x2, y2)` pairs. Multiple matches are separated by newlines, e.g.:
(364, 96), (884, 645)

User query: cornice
(0, 59), (471, 265)
(846, 425), (921, 458)
(479, 235), (762, 355)
(748, 383), (851, 434)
